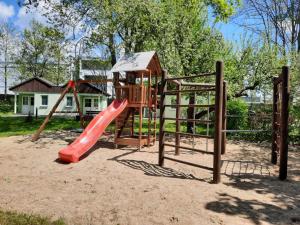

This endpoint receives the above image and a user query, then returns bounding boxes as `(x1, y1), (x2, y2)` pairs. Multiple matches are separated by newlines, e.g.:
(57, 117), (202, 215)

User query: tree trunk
(108, 33), (116, 66)
(186, 93), (195, 133)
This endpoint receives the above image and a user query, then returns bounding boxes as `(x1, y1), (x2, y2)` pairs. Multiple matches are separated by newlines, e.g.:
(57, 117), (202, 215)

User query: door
(30, 96), (34, 114)
(22, 96), (34, 114)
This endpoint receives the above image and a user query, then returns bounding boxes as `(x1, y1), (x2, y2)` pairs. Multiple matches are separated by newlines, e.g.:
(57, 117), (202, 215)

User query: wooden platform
(115, 135), (155, 148)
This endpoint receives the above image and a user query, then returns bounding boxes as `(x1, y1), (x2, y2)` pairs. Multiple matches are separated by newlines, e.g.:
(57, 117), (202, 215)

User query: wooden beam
(221, 81), (227, 155)
(279, 66), (290, 180)
(213, 61), (224, 184)
(175, 83), (181, 155)
(73, 85), (84, 129)
(31, 81), (73, 141)
(158, 70), (167, 166)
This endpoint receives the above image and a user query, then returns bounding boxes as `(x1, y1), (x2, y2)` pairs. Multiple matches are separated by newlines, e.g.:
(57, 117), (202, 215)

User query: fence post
(159, 70), (167, 166)
(213, 61), (224, 184)
(279, 66), (290, 180)
(175, 83), (181, 155)
(271, 77), (279, 164)
(221, 81), (227, 155)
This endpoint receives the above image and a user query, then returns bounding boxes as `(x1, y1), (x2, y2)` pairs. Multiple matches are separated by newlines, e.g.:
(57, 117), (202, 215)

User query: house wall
(17, 92), (107, 116)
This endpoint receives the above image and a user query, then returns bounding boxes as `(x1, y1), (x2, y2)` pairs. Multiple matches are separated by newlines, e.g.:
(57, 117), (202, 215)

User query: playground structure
(158, 63), (290, 184)
(32, 51), (160, 162)
(31, 51), (290, 183)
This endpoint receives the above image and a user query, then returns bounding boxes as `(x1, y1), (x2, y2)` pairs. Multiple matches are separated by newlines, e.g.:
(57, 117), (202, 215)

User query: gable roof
(111, 51), (162, 75)
(10, 77), (110, 96)
(9, 77), (54, 90)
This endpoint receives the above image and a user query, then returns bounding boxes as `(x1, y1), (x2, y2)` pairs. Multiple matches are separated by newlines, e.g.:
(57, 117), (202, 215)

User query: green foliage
(0, 100), (13, 113)
(290, 105), (300, 145)
(227, 99), (248, 130)
(16, 20), (69, 84)
(0, 210), (66, 225)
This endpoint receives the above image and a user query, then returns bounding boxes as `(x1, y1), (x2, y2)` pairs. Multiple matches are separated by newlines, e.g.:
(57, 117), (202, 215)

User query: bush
(227, 99), (248, 130)
(0, 100), (13, 113)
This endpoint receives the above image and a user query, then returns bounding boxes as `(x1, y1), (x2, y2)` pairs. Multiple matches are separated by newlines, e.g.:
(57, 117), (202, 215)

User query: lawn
(0, 115), (209, 137)
(0, 210), (66, 225)
(0, 116), (81, 137)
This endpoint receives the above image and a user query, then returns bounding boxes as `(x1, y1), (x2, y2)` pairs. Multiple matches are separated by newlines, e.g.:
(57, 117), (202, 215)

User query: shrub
(227, 99), (248, 130)
(0, 100), (13, 113)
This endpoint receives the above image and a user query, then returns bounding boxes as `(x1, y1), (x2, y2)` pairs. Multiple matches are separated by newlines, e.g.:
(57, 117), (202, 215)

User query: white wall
(33, 93), (107, 116)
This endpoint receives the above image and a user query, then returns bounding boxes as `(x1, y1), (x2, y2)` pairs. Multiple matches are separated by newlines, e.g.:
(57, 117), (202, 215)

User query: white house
(9, 77), (110, 116)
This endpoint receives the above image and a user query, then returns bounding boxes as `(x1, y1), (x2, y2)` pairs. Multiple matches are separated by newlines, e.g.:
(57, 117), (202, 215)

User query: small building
(9, 77), (110, 116)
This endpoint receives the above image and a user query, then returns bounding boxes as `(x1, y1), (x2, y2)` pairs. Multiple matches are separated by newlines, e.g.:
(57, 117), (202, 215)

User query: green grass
(0, 210), (66, 225)
(0, 116), (81, 137)
(0, 116), (210, 138)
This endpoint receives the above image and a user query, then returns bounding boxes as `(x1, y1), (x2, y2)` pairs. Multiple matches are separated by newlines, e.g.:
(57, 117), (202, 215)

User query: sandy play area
(0, 131), (299, 225)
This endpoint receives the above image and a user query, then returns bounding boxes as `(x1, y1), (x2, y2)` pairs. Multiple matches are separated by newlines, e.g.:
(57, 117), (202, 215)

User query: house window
(22, 96), (28, 105)
(66, 96), (73, 107)
(41, 95), (48, 106)
(94, 98), (98, 108)
(85, 99), (91, 107)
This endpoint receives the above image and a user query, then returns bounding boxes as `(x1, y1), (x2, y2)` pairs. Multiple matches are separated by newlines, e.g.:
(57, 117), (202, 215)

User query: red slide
(59, 99), (128, 163)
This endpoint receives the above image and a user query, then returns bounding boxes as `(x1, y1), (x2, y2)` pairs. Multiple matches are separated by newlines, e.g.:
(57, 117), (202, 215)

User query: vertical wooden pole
(213, 61), (224, 184)
(279, 66), (290, 180)
(175, 83), (181, 155)
(139, 73), (144, 150)
(113, 72), (120, 148)
(147, 71), (152, 146)
(221, 81), (227, 155)
(271, 77), (279, 164)
(159, 70), (167, 166)
(73, 84), (84, 129)
(31, 82), (72, 141)
(153, 75), (158, 142)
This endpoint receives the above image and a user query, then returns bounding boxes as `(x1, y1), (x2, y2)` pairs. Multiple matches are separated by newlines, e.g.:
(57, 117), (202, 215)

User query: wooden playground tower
(111, 51), (161, 150)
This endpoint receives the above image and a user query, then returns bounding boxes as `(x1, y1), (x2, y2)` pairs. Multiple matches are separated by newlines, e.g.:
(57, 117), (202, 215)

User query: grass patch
(0, 116), (81, 137)
(0, 210), (66, 225)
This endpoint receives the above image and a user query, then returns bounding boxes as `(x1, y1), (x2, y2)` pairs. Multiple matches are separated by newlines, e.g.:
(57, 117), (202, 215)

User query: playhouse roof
(111, 51), (162, 76)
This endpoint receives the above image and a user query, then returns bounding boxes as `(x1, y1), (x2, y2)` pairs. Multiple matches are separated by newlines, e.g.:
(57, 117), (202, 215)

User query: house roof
(111, 51), (162, 76)
(9, 77), (110, 96)
(9, 77), (54, 90)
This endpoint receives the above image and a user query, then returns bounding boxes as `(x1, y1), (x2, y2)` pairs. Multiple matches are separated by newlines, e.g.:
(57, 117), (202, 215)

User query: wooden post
(221, 81), (227, 155)
(175, 83), (181, 155)
(158, 70), (167, 166)
(73, 84), (84, 129)
(213, 61), (224, 184)
(153, 75), (158, 142)
(31, 81), (73, 141)
(271, 77), (279, 164)
(147, 71), (152, 146)
(139, 72), (144, 150)
(279, 66), (290, 180)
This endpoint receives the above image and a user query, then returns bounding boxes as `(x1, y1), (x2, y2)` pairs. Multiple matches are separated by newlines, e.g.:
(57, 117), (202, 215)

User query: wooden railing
(115, 85), (148, 105)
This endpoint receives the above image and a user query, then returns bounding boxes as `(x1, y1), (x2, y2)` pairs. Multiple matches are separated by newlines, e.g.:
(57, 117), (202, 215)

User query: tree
(235, 0), (300, 53)
(16, 20), (68, 83)
(19, 0), (240, 67)
(0, 22), (19, 98)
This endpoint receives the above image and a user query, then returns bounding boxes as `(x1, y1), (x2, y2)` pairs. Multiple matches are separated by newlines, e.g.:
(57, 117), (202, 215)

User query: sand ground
(0, 131), (299, 225)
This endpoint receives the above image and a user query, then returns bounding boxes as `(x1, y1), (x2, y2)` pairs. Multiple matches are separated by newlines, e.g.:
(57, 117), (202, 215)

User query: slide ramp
(59, 99), (128, 163)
